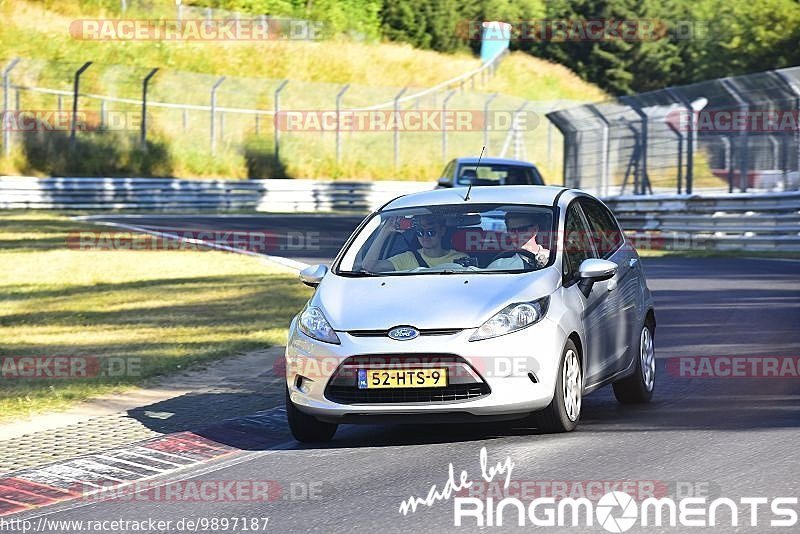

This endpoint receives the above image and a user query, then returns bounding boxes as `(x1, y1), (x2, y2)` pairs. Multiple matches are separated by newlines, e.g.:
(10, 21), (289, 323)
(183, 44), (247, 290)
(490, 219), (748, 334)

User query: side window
(563, 202), (597, 279)
(440, 160), (455, 179)
(579, 199), (624, 258)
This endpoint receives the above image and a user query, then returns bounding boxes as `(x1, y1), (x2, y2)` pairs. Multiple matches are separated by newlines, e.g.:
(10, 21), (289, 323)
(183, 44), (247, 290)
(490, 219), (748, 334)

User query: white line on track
(71, 217), (311, 272)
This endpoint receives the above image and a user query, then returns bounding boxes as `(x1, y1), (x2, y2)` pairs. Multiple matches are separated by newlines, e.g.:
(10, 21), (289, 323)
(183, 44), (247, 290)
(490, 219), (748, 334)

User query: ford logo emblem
(388, 326), (419, 341)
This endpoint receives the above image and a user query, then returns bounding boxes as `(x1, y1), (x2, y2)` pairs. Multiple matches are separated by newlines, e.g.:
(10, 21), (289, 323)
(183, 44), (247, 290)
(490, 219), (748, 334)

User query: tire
(613, 322), (655, 404)
(532, 339), (582, 433)
(286, 389), (338, 442)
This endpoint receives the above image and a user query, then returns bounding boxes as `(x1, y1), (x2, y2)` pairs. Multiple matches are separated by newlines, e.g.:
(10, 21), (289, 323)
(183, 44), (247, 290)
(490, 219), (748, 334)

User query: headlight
(469, 297), (549, 341)
(298, 306), (340, 344)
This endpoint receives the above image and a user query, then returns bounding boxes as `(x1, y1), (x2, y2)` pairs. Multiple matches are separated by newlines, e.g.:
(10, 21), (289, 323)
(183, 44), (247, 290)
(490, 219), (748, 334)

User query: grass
(0, 211), (312, 421)
(0, 0), (604, 180)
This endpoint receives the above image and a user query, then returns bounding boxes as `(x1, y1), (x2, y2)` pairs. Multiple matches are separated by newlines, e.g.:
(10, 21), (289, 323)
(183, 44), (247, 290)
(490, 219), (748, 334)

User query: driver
(488, 211), (550, 270)
(364, 214), (468, 272)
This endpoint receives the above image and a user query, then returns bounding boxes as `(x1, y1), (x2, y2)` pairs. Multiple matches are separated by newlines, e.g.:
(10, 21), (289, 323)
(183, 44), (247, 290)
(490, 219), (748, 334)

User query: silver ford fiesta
(285, 186), (656, 442)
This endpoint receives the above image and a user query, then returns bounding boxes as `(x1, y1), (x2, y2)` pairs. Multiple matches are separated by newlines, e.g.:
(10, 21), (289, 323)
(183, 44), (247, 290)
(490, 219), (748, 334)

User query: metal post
(587, 104), (610, 197)
(2, 58), (21, 157)
(483, 93), (498, 153)
(393, 86), (407, 169)
(335, 84), (350, 164)
(273, 79), (288, 161)
(546, 101), (561, 169)
(100, 99), (106, 129)
(441, 89), (456, 162)
(511, 101), (528, 161)
(665, 113), (684, 194)
(722, 136), (733, 192)
(141, 68), (158, 148)
(57, 94), (63, 113)
(182, 109), (188, 132)
(209, 76), (225, 154)
(721, 79), (750, 192)
(620, 96), (650, 195)
(666, 88), (697, 194)
(70, 61), (92, 150)
(255, 114), (260, 135)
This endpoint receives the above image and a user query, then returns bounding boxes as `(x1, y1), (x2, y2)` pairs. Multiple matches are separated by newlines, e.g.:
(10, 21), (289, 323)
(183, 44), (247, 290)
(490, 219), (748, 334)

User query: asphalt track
(16, 215), (800, 533)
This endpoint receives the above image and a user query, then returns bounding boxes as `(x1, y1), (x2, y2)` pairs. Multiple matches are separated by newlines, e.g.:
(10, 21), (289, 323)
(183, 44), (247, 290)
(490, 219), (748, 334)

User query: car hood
(313, 267), (561, 331)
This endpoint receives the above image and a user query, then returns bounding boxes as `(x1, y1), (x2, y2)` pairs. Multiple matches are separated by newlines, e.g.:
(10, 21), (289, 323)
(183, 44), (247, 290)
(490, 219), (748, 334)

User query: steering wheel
(489, 249), (540, 268)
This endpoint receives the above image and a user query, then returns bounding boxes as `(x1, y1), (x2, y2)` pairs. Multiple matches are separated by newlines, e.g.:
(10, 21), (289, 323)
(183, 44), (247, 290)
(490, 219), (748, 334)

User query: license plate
(357, 368), (447, 389)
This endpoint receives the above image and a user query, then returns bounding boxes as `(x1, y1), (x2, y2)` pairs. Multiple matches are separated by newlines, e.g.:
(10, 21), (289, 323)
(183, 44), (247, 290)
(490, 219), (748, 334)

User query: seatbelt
(411, 249), (430, 268)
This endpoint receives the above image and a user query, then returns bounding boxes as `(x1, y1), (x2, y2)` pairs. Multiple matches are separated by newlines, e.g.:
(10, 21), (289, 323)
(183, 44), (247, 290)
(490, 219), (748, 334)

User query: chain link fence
(1, 53), (579, 181)
(547, 67), (800, 195)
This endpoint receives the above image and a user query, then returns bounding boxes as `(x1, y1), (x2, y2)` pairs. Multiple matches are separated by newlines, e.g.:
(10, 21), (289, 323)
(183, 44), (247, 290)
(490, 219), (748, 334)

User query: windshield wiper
(338, 269), (379, 277)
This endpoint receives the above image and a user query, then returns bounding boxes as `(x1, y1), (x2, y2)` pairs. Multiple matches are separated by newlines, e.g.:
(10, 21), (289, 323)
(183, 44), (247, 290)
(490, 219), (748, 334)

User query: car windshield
(336, 203), (555, 276)
(457, 164), (537, 186)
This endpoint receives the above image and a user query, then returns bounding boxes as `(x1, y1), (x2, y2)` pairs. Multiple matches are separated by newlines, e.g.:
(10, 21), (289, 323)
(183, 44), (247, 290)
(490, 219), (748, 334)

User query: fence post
(273, 79), (288, 161)
(140, 68), (158, 148)
(664, 108), (684, 194)
(587, 104), (610, 197)
(70, 61), (92, 150)
(666, 88), (697, 194)
(209, 76), (225, 154)
(335, 84), (350, 164)
(442, 89), (456, 162)
(483, 93), (498, 154)
(721, 79), (750, 192)
(393, 86), (407, 169)
(100, 99), (106, 129)
(620, 96), (651, 195)
(2, 57), (20, 157)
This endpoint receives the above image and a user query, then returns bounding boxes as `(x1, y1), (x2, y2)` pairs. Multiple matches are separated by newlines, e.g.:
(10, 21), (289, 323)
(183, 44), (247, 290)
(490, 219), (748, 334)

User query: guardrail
(0, 176), (430, 211)
(606, 192), (800, 251)
(1, 177), (798, 251)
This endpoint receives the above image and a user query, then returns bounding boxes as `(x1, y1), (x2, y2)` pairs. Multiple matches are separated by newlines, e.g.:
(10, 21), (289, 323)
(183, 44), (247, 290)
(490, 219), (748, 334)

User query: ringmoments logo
(396, 447), (799, 531)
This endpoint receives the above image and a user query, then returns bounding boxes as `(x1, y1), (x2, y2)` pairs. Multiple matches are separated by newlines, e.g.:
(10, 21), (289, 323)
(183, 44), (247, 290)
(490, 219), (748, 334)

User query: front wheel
(613, 322), (655, 404)
(286, 389), (338, 442)
(532, 339), (582, 433)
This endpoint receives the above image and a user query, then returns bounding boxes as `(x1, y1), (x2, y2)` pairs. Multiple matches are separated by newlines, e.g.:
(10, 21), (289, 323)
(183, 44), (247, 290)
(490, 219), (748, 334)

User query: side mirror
(578, 258), (617, 281)
(577, 259), (617, 297)
(437, 178), (451, 188)
(299, 264), (328, 287)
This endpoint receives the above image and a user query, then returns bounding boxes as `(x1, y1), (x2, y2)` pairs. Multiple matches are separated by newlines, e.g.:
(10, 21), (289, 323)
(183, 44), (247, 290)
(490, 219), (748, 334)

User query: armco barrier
(0, 177), (798, 251)
(605, 192), (800, 252)
(0, 176), (431, 212)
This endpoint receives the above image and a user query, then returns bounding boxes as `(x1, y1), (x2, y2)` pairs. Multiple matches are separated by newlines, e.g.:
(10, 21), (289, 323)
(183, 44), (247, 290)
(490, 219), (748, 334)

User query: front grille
(325, 383), (490, 404)
(347, 328), (462, 337)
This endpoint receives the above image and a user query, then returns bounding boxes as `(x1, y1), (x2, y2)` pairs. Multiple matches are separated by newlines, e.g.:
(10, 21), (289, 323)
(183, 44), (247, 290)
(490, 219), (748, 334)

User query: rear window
(456, 164), (541, 186)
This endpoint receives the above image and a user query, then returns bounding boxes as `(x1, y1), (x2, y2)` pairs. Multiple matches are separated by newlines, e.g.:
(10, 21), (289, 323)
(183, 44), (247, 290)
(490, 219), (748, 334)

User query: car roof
(382, 185), (573, 211)
(452, 157), (537, 167)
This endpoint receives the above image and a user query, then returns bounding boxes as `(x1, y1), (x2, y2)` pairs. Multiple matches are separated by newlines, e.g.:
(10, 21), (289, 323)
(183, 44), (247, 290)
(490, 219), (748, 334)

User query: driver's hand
(381, 216), (408, 233)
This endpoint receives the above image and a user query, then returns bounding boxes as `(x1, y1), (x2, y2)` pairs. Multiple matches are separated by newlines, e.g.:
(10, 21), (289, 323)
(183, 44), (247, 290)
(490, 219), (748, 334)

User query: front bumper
(285, 316), (566, 422)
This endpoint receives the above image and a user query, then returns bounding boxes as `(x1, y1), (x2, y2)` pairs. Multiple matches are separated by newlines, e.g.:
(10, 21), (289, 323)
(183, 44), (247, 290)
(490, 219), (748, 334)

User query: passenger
(363, 214), (468, 272)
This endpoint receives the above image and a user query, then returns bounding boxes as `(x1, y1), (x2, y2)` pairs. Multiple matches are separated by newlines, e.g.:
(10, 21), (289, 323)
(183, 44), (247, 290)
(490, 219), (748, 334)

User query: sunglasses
(415, 228), (439, 237)
(507, 224), (538, 232)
